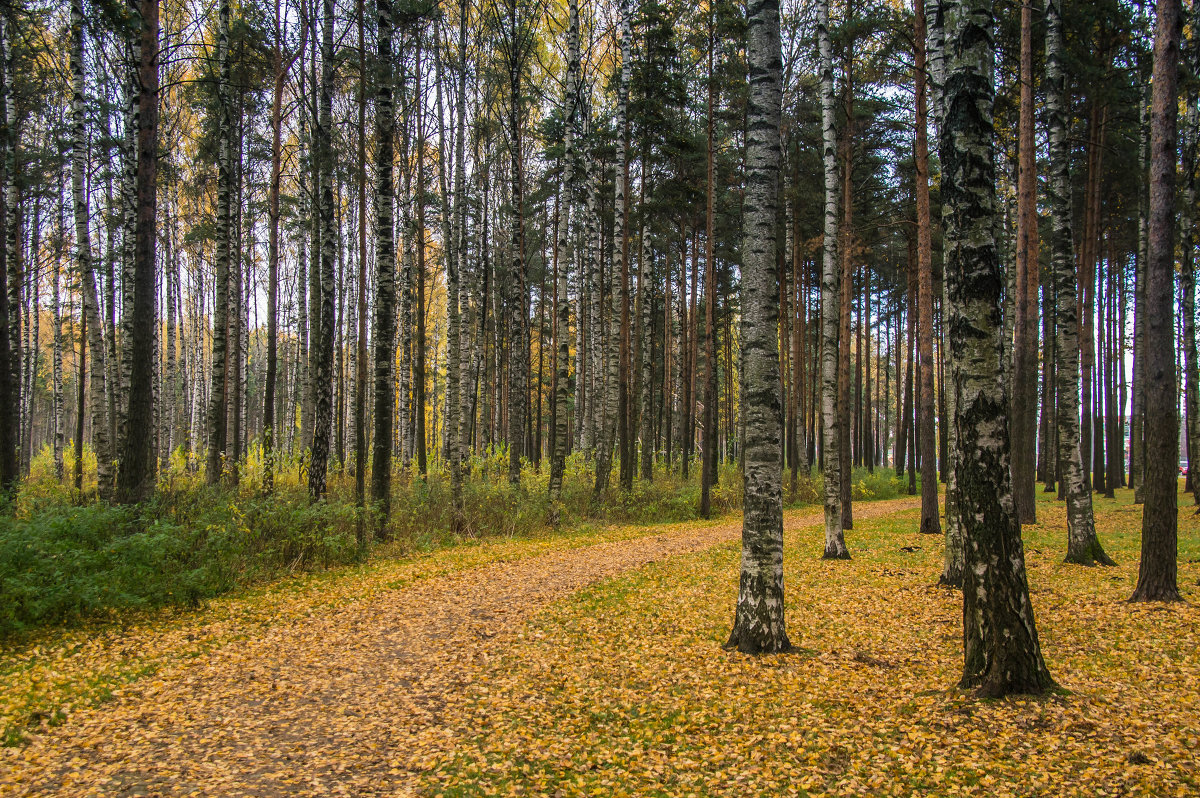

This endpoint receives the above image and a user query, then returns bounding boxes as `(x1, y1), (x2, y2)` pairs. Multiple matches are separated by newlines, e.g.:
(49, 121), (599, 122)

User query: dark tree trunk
(116, 0), (160, 503)
(206, 0), (232, 486)
(0, 18), (15, 493)
(914, 0), (940, 537)
(307, 0), (336, 499)
(1011, 0), (1039, 523)
(700, 5), (718, 517)
(1132, 0), (1183, 602)
(370, 0), (396, 530)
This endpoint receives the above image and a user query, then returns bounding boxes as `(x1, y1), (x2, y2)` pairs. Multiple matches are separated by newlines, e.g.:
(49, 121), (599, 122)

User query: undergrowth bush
(0, 481), (361, 639)
(4, 446), (910, 640)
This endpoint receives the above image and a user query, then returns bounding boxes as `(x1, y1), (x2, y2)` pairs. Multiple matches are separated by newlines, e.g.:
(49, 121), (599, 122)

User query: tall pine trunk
(1181, 12), (1200, 508)
(914, 0), (940, 538)
(116, 0), (159, 503)
(1011, 0), (1038, 523)
(1131, 0), (1182, 602)
(700, 5), (718, 516)
(206, 0), (232, 486)
(70, 0), (111, 500)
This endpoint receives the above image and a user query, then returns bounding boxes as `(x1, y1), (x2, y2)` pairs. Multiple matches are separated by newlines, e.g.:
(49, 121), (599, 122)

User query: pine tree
(116, 0), (160, 503)
(1131, 0), (1182, 602)
(914, 0), (940, 539)
(1011, 0), (1038, 524)
(206, 0), (233, 486)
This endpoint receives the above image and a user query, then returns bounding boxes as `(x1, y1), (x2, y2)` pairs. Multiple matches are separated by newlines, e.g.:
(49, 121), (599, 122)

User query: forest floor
(1, 489), (1198, 797)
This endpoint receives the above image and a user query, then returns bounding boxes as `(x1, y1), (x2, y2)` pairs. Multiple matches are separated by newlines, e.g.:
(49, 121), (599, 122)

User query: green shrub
(0, 486), (364, 640)
(6, 449), (907, 640)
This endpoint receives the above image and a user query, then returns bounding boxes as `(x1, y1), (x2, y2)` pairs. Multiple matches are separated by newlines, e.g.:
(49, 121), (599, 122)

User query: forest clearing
(0, 490), (1196, 796)
(2, 0), (1199, 789)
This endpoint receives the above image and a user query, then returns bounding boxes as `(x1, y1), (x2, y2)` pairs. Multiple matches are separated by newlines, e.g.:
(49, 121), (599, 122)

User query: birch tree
(725, 0), (790, 655)
(371, 0), (397, 528)
(308, 0), (336, 499)
(942, 0), (1054, 696)
(1046, 0), (1113, 566)
(548, 0), (579, 522)
(818, 0), (848, 559)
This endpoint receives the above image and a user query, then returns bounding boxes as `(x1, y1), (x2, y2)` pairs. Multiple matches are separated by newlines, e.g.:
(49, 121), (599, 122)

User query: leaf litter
(2, 492), (1198, 797)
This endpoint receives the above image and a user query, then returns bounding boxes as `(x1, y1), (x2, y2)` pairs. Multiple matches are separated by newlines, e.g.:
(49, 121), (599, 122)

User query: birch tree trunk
(923, 0), (963, 585)
(70, 0), (112, 500)
(725, 0), (791, 655)
(593, 0), (630, 502)
(263, 1), (290, 495)
(370, 0), (396, 529)
(53, 197), (65, 481)
(942, 0), (1054, 697)
(548, 0), (579, 522)
(445, 1), (469, 518)
(307, 0), (336, 499)
(163, 198), (176, 470)
(505, 0), (527, 485)
(352, 0), (368, 515)
(0, 16), (13, 492)
(455, 1), (471, 488)
(818, 0), (847, 558)
(1046, 0), (1113, 567)
(4, 18), (22, 487)
(414, 34), (428, 478)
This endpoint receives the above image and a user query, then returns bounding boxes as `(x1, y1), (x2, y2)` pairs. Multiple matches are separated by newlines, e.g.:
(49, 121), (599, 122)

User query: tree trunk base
(1064, 538), (1116, 567)
(961, 670), (1057, 699)
(821, 546), (851, 560)
(1129, 583), (1183, 602)
(937, 571), (963, 589)
(723, 627), (794, 656)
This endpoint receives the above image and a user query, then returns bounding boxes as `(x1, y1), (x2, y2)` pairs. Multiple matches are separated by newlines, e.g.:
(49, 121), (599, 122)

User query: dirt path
(0, 498), (918, 797)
